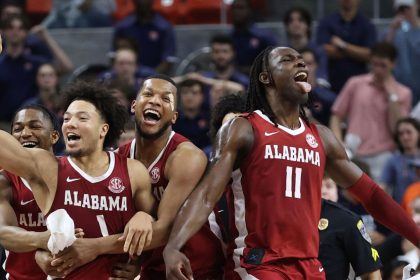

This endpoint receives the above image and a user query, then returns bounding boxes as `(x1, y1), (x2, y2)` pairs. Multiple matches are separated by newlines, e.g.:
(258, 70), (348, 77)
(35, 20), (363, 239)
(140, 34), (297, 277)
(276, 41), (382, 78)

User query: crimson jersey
(118, 131), (225, 279)
(47, 152), (135, 279)
(225, 111), (326, 275)
(3, 171), (46, 280)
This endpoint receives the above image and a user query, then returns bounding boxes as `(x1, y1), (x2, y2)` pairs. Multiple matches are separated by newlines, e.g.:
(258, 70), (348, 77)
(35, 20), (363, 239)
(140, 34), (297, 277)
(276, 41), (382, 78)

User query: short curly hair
(62, 81), (128, 148)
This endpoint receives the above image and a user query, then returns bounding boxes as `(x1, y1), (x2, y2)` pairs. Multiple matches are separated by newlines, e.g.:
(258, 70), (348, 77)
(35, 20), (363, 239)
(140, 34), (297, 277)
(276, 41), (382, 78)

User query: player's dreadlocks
(246, 46), (309, 125)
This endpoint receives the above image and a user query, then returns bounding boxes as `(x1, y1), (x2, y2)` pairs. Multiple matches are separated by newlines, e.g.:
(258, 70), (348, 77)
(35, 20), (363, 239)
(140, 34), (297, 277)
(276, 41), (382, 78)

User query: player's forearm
(0, 130), (36, 178)
(347, 174), (420, 246)
(361, 269), (381, 280)
(95, 234), (125, 255)
(0, 227), (49, 252)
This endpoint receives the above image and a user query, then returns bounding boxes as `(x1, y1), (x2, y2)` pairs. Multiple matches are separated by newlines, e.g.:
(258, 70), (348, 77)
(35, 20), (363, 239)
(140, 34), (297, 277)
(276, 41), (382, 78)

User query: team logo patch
(150, 167), (160, 184)
(318, 218), (329, 230)
(306, 133), (318, 148)
(357, 220), (372, 244)
(108, 177), (125, 194)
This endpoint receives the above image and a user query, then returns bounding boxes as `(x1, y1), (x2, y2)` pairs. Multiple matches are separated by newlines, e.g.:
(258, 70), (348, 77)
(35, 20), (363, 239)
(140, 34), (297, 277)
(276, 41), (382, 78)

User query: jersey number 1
(285, 166), (302, 199)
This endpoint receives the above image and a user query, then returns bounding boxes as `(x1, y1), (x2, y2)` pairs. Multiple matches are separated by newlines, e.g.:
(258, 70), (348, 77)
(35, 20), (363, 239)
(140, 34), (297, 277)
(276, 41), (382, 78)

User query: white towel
(403, 264), (420, 280)
(46, 209), (76, 255)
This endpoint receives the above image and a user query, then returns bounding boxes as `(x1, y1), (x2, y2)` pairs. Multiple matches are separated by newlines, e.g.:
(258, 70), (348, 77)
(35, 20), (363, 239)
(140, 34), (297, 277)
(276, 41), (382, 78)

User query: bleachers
(48, 19), (391, 78)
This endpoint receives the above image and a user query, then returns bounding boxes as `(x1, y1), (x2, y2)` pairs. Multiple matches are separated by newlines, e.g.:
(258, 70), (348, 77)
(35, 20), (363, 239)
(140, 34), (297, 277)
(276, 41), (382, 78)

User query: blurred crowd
(0, 0), (420, 279)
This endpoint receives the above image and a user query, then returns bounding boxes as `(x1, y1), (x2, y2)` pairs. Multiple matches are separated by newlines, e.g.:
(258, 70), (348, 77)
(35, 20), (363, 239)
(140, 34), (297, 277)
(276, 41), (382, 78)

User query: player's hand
(118, 211), (154, 256)
(109, 260), (140, 280)
(75, 228), (84, 238)
(50, 238), (99, 275)
(163, 246), (193, 280)
(35, 250), (67, 277)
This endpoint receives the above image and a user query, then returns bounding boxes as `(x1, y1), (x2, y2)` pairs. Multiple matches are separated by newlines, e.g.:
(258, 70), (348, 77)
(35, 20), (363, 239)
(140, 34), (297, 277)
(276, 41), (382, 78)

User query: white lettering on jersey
(64, 190), (128, 211)
(264, 145), (321, 166)
(19, 213), (46, 227)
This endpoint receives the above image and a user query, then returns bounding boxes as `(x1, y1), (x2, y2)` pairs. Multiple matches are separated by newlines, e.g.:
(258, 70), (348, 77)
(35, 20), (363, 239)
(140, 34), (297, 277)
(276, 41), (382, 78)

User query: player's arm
(163, 117), (254, 280)
(145, 142), (208, 250)
(360, 270), (382, 280)
(0, 172), (50, 252)
(0, 131), (54, 210)
(318, 124), (420, 247)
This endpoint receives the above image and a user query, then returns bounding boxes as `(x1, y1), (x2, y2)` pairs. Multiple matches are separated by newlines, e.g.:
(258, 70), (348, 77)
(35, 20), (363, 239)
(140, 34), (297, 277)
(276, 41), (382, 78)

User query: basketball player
(0, 105), (60, 280)
(0, 81), (156, 279)
(163, 47), (420, 280)
(116, 74), (225, 279)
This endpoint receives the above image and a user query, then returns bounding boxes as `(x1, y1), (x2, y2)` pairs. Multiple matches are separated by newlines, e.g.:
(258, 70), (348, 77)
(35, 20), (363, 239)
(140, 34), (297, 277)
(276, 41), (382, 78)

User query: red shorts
(225, 258), (326, 280)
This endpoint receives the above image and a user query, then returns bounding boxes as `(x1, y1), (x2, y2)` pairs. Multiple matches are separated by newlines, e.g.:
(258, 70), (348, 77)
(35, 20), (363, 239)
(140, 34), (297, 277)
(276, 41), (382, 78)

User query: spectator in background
(202, 34), (249, 90)
(330, 42), (412, 182)
(0, 15), (73, 128)
(173, 79), (210, 151)
(42, 0), (116, 28)
(113, 0), (176, 74)
(317, 0), (377, 93)
(229, 0), (277, 75)
(319, 176), (382, 280)
(98, 47), (155, 93)
(387, 0), (420, 106)
(284, 7), (329, 88)
(0, 0), (53, 60)
(301, 47), (336, 126)
(401, 160), (420, 215)
(381, 118), (420, 203)
(23, 63), (62, 117)
(382, 259), (410, 280)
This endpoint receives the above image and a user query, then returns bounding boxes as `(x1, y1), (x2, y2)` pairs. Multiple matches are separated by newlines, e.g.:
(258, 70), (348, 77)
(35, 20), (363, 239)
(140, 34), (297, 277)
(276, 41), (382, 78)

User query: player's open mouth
(294, 71), (311, 93)
(22, 141), (37, 148)
(143, 109), (161, 125)
(67, 133), (81, 143)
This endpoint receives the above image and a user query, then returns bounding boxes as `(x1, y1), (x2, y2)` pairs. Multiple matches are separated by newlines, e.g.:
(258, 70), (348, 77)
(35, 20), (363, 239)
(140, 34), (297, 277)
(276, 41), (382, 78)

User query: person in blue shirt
(113, 0), (176, 74)
(381, 117), (420, 203)
(201, 34), (249, 89)
(283, 7), (329, 88)
(0, 0), (53, 60)
(386, 0), (420, 106)
(300, 47), (336, 126)
(316, 0), (377, 93)
(173, 79), (210, 150)
(98, 47), (155, 93)
(228, 0), (277, 75)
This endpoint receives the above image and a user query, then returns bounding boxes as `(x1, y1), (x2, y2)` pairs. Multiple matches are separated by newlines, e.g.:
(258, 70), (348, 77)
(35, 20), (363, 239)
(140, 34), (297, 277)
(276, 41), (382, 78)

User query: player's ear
(171, 111), (178, 124)
(50, 130), (60, 145)
(100, 123), (109, 139)
(130, 100), (136, 114)
(259, 71), (271, 85)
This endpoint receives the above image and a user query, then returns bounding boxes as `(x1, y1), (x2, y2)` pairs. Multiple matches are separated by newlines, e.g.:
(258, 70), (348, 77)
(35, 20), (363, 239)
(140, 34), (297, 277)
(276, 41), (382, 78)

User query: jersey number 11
(285, 166), (302, 199)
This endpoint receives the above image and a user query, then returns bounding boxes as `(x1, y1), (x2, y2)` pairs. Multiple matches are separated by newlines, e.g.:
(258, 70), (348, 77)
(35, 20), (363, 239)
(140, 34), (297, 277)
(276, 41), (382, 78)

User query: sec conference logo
(306, 133), (318, 148)
(108, 177), (125, 194)
(150, 167), (160, 184)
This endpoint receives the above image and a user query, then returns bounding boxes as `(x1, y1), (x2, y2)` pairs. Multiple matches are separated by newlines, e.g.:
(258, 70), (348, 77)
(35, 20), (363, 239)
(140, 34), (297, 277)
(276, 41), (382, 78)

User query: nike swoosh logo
(66, 177), (81, 183)
(319, 267), (324, 272)
(264, 131), (280, 136)
(20, 199), (35, 206)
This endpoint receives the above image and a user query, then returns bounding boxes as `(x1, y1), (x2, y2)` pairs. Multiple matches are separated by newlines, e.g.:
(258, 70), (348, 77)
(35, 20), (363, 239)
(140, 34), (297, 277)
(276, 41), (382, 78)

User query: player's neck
(135, 129), (172, 168)
(70, 150), (110, 177)
(272, 104), (301, 129)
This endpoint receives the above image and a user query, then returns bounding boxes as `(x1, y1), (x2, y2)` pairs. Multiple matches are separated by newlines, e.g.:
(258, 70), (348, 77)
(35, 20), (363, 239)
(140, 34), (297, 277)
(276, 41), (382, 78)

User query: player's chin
(64, 148), (83, 157)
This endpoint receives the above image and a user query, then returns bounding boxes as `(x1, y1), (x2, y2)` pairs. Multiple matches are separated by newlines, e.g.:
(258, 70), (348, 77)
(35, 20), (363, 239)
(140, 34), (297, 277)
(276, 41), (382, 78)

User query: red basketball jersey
(47, 152), (136, 279)
(3, 171), (47, 280)
(225, 111), (326, 275)
(118, 131), (225, 279)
